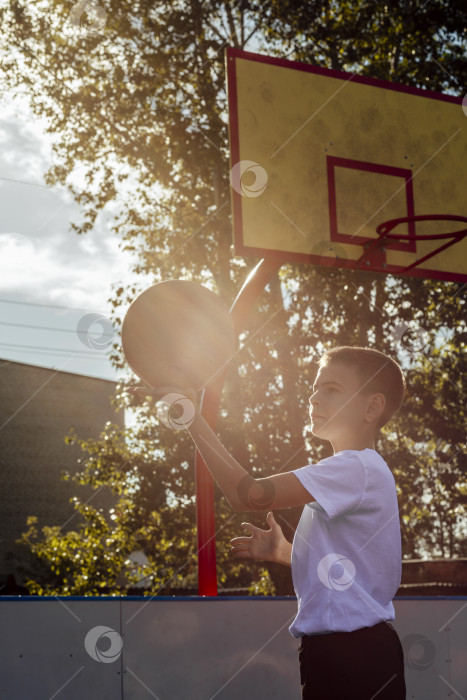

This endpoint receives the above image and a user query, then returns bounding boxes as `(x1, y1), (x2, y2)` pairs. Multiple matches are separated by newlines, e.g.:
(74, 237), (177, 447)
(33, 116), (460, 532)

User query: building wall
(0, 360), (124, 583)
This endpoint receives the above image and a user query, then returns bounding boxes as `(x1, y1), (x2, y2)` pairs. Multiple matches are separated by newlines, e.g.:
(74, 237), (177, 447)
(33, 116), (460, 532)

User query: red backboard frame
(226, 47), (466, 283)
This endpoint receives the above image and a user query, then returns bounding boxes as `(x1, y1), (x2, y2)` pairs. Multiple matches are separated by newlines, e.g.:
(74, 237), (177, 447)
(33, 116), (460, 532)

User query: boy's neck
(331, 434), (376, 453)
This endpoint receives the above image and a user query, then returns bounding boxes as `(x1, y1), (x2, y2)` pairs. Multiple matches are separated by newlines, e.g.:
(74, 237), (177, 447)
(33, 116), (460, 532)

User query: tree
(263, 0), (465, 90)
(4, 0), (466, 595)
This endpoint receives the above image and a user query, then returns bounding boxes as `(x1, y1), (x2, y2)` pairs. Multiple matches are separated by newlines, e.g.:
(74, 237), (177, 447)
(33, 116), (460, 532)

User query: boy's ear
(365, 393), (386, 423)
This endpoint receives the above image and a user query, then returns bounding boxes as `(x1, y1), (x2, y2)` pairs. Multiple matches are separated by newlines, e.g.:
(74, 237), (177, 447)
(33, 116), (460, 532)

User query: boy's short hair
(319, 346), (406, 429)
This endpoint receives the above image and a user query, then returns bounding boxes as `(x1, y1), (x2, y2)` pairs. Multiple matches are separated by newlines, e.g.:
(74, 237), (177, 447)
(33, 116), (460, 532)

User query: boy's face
(309, 360), (379, 446)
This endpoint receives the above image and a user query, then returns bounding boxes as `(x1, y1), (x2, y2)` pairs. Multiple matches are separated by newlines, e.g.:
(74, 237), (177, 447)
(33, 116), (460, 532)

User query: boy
(133, 345), (407, 699)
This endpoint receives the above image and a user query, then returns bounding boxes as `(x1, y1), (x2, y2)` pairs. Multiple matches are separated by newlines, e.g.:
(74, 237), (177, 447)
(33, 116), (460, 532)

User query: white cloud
(0, 93), (147, 380)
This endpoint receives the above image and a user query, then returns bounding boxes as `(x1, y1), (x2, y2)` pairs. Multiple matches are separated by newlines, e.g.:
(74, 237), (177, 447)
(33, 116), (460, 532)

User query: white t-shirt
(289, 449), (402, 638)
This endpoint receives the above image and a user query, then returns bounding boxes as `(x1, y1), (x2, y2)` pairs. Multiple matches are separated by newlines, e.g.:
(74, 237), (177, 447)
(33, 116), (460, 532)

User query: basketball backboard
(226, 48), (466, 282)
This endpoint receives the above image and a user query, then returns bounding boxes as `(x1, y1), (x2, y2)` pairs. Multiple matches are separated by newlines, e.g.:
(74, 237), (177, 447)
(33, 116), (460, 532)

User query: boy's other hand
(229, 512), (291, 566)
(127, 386), (198, 406)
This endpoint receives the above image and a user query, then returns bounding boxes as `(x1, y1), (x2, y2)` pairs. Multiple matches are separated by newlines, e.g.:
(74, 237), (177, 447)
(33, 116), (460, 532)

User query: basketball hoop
(358, 215), (467, 274)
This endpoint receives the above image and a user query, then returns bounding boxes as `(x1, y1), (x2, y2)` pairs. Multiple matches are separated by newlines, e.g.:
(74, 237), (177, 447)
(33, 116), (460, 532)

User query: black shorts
(298, 621), (406, 700)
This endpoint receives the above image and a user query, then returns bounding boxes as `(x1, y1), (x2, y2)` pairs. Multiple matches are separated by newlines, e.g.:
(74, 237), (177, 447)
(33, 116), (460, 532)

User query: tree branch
(223, 0), (241, 48)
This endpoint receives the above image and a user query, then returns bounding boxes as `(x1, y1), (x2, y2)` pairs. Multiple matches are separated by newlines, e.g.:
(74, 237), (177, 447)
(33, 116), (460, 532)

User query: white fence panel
(396, 598), (467, 699)
(0, 598), (122, 700)
(121, 598), (300, 699)
(0, 597), (466, 699)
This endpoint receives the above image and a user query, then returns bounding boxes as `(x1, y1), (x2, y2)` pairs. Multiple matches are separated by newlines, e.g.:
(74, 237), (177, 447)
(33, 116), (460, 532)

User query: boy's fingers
(127, 387), (159, 396)
(128, 386), (178, 395)
(127, 386), (197, 401)
(231, 550), (251, 559)
(240, 522), (258, 531)
(230, 536), (251, 545)
(240, 522), (266, 536)
(230, 542), (251, 551)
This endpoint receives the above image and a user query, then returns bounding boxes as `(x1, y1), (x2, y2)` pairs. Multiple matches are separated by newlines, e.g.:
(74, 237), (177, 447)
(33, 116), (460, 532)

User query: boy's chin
(311, 427), (328, 440)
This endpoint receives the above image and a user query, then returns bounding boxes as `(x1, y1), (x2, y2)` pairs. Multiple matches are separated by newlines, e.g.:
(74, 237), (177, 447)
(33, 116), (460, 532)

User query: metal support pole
(195, 259), (282, 595)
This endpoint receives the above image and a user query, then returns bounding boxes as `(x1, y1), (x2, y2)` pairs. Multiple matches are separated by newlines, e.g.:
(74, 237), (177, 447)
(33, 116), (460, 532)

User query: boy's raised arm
(187, 411), (258, 512)
(188, 411), (315, 512)
(129, 386), (314, 512)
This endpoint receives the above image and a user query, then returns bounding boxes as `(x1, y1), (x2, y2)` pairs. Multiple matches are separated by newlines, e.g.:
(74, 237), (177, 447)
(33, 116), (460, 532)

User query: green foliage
(248, 567), (276, 596)
(262, 0), (466, 89)
(3, 1), (466, 594)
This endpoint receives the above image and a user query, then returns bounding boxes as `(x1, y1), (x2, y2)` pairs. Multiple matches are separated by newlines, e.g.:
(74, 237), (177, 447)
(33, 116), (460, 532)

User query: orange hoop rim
(357, 215), (467, 275)
(376, 214), (467, 241)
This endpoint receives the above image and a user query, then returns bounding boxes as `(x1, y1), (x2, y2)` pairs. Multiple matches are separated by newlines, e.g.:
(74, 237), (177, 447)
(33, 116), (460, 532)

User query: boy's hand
(127, 385), (198, 405)
(229, 512), (291, 566)
(127, 386), (199, 430)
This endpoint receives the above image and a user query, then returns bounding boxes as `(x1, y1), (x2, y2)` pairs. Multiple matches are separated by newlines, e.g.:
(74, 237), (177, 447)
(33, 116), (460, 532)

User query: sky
(0, 92), (146, 383)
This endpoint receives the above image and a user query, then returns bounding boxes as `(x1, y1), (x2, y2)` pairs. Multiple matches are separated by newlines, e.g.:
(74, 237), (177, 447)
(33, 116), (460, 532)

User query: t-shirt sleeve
(292, 452), (366, 519)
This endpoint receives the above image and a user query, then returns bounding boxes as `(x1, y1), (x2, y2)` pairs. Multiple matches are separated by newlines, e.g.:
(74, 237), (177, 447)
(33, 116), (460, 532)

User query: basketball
(121, 280), (236, 391)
